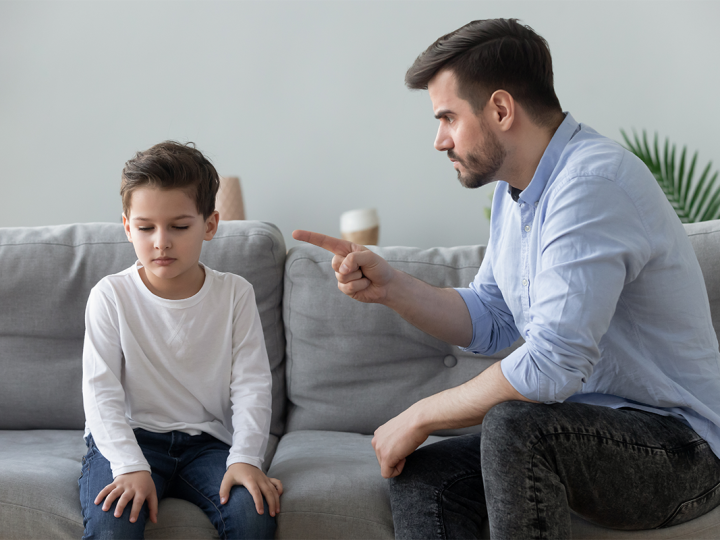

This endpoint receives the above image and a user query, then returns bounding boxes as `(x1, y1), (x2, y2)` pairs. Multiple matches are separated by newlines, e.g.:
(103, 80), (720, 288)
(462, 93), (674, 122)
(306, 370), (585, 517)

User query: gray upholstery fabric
(685, 219), (720, 347)
(268, 430), (452, 540)
(283, 244), (521, 436)
(0, 430), (221, 539)
(0, 221), (287, 435)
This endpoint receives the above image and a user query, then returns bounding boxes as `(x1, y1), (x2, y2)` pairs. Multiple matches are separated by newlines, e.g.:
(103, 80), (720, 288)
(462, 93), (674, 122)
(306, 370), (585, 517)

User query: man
(293, 19), (720, 539)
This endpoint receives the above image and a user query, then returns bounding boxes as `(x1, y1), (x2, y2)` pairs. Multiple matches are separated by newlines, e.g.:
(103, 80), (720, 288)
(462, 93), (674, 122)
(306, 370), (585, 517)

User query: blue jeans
(78, 429), (276, 540)
(389, 401), (720, 539)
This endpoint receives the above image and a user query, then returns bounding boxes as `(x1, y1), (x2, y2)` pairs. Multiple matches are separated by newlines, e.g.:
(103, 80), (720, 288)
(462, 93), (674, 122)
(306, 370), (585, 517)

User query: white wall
(1, 0), (718, 248)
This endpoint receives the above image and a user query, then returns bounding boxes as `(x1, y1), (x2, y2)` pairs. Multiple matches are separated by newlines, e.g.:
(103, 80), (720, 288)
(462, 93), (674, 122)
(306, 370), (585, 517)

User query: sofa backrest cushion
(685, 219), (720, 347)
(283, 243), (520, 436)
(0, 221), (286, 434)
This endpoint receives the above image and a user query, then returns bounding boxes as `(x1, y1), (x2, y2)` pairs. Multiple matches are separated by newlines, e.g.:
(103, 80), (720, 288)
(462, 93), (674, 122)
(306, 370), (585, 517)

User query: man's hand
(219, 462), (283, 517)
(292, 230), (396, 304)
(371, 405), (431, 479)
(94, 470), (158, 524)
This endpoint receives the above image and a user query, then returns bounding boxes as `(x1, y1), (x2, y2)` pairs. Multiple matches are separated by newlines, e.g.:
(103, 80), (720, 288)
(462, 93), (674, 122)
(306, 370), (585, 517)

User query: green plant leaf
(622, 129), (719, 223)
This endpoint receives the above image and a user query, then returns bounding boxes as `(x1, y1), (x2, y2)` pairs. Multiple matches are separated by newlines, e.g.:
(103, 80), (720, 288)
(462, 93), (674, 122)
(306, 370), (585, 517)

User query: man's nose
(434, 124), (453, 152)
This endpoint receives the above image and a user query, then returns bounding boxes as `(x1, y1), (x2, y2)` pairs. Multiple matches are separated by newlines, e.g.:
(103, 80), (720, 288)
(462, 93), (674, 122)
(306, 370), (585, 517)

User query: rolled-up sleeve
(455, 243), (520, 356)
(501, 175), (652, 403)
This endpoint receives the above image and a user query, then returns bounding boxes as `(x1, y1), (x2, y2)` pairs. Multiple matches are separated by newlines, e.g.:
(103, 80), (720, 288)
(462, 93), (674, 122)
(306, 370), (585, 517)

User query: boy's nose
(155, 232), (171, 250)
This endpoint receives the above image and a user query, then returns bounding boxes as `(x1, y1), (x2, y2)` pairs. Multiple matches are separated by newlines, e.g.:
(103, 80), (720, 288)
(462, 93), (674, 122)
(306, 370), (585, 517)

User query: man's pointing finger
(292, 230), (362, 257)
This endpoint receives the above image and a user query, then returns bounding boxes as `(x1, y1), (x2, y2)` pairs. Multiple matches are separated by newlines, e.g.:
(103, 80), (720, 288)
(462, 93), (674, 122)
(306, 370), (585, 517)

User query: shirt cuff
(454, 287), (492, 352)
(111, 463), (152, 479)
(227, 454), (263, 471)
(500, 345), (557, 403)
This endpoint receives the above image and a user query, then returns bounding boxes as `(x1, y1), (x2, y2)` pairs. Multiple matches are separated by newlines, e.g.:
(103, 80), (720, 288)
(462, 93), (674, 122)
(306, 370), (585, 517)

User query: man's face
(428, 70), (506, 189)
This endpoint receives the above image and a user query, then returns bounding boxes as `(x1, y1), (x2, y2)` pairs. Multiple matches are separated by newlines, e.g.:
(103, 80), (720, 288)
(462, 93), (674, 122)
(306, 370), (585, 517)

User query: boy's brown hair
(121, 141), (220, 220)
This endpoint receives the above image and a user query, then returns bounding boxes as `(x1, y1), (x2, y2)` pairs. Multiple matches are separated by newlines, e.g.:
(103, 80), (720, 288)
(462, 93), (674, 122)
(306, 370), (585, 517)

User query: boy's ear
(122, 214), (133, 243)
(204, 211), (220, 241)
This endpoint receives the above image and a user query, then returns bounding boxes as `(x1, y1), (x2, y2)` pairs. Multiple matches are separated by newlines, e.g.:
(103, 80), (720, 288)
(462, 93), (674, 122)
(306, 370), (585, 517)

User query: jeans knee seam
(438, 472), (483, 540)
(178, 473), (227, 539)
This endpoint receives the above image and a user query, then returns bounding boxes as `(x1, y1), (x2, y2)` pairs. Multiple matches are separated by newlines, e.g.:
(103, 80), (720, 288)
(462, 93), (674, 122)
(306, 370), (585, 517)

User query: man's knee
(482, 401), (545, 454)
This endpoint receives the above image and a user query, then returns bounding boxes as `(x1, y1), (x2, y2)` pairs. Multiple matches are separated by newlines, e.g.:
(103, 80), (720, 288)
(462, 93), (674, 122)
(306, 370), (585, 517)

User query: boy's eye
(174, 226), (190, 230)
(138, 227), (153, 231)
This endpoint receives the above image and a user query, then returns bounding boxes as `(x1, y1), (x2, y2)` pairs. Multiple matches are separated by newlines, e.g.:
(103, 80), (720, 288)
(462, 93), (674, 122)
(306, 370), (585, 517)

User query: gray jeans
(388, 401), (720, 539)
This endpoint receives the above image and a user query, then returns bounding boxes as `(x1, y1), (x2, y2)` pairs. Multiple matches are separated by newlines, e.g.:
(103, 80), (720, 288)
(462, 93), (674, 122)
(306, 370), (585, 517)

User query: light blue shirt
(457, 113), (720, 458)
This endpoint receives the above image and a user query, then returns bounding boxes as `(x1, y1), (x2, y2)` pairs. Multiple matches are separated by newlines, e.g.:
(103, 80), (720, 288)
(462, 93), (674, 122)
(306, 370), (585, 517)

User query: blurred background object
(216, 176), (245, 221)
(341, 208), (379, 245)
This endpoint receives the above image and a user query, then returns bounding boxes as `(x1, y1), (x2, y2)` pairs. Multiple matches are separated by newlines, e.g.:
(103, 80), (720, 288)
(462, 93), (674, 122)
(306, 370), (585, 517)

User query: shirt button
(535, 201), (538, 207)
(524, 225), (531, 232)
(443, 355), (458, 368)
(522, 279), (528, 287)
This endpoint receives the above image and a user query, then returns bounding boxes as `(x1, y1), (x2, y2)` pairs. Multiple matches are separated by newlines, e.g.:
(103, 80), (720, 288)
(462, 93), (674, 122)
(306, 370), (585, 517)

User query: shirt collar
(507, 112), (581, 205)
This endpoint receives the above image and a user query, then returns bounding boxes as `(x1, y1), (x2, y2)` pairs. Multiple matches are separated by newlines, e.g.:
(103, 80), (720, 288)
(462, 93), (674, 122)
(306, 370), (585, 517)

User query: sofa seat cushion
(267, 430), (413, 539)
(572, 506), (720, 539)
(0, 429), (226, 539)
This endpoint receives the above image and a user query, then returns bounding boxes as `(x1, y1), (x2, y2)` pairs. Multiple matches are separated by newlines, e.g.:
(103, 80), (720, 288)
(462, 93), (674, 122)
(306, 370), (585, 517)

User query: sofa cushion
(268, 430), (436, 539)
(0, 430), (225, 539)
(685, 219), (720, 348)
(0, 221), (287, 437)
(283, 244), (520, 436)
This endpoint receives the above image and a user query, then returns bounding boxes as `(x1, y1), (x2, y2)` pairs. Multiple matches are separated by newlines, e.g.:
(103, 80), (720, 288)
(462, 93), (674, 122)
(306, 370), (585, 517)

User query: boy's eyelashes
(137, 226), (190, 231)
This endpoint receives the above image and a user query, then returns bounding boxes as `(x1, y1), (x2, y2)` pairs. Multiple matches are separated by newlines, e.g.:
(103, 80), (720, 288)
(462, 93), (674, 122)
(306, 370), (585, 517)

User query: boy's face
(122, 187), (219, 298)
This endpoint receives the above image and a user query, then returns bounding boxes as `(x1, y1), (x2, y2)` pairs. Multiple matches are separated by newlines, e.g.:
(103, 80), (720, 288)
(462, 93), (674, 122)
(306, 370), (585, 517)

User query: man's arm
(292, 230), (531, 478)
(291, 230), (473, 347)
(372, 361), (532, 478)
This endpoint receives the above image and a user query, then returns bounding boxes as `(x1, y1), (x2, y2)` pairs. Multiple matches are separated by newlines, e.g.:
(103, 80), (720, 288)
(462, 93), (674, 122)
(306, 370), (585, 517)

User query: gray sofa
(1, 219), (720, 539)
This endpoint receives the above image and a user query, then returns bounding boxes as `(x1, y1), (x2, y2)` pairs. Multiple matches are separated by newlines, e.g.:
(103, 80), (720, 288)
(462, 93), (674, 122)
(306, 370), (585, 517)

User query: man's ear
(122, 214), (133, 243)
(204, 211), (220, 241)
(488, 90), (515, 132)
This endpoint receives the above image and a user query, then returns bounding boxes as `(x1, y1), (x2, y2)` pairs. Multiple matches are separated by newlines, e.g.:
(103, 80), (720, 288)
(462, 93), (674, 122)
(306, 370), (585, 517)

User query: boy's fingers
(129, 494), (143, 523)
(260, 481), (280, 516)
(218, 475), (232, 505)
(114, 491), (133, 518)
(148, 490), (159, 524)
(270, 477), (284, 495)
(94, 484), (114, 506)
(246, 483), (265, 515)
(102, 487), (122, 511)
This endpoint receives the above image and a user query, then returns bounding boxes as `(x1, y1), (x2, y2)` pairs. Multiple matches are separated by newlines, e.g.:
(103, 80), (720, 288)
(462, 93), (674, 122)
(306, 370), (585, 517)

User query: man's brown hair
(121, 141), (220, 220)
(406, 19), (562, 127)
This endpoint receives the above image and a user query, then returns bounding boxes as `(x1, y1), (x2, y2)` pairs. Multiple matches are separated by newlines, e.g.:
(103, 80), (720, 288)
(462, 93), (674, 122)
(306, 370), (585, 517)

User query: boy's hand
(94, 470), (158, 524)
(219, 462), (283, 517)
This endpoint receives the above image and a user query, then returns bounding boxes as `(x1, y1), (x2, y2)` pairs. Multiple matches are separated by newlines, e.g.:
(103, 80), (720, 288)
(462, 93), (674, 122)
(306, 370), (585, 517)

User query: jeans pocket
(659, 480), (720, 528)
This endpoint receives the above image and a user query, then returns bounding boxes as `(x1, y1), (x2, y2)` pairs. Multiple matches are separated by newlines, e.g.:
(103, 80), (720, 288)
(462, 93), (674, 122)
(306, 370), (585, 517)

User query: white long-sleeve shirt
(82, 262), (272, 478)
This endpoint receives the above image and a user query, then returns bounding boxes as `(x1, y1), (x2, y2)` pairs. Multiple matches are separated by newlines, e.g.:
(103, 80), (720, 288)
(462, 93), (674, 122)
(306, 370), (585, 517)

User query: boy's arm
(83, 286), (150, 476)
(83, 285), (158, 522)
(222, 283), (278, 514)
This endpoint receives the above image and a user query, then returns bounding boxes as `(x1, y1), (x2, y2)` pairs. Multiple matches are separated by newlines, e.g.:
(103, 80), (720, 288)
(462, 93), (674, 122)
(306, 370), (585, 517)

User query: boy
(79, 141), (281, 539)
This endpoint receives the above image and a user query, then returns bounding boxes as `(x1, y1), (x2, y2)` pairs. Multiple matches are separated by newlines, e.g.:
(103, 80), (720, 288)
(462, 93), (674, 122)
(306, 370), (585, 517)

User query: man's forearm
(413, 362), (534, 433)
(383, 269), (473, 348)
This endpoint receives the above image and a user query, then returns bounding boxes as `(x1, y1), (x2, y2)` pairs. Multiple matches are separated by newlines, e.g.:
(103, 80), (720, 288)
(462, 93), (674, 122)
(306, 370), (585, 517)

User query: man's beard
(449, 124), (506, 189)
